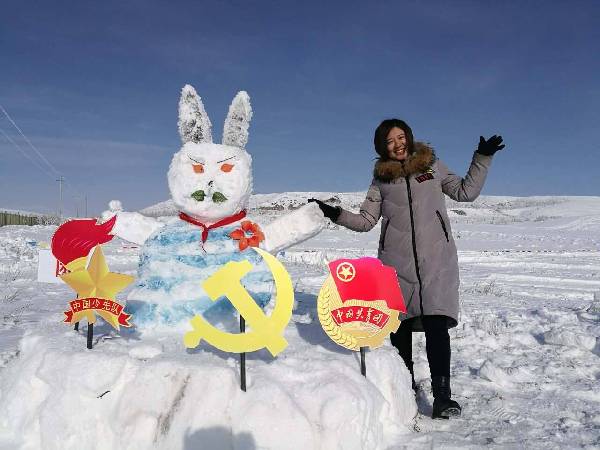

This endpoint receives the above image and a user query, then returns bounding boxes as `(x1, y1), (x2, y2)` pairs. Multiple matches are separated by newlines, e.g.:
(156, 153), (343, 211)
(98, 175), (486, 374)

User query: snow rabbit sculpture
(104, 85), (325, 328)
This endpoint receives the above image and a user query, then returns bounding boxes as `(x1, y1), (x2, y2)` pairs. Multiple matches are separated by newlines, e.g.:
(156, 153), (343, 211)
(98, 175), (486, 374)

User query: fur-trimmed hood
(374, 142), (436, 182)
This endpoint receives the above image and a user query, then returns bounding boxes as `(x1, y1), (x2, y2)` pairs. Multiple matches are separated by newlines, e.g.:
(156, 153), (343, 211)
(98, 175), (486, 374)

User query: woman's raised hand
(476, 135), (505, 156)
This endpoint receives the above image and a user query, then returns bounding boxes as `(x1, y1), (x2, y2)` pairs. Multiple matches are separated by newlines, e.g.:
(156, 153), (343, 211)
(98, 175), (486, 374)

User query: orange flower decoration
(229, 220), (265, 251)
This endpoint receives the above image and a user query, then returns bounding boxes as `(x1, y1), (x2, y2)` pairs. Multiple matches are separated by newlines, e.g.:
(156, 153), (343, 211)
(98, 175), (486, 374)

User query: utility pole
(56, 176), (64, 221)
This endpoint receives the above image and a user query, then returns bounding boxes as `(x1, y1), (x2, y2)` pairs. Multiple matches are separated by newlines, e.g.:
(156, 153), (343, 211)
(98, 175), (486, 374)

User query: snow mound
(128, 344), (163, 360)
(478, 359), (514, 388)
(541, 328), (597, 351)
(0, 329), (416, 449)
(138, 199), (178, 218)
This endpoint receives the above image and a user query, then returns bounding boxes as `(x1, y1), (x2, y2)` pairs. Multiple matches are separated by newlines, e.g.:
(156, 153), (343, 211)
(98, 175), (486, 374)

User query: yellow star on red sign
(60, 245), (134, 326)
(336, 262), (356, 282)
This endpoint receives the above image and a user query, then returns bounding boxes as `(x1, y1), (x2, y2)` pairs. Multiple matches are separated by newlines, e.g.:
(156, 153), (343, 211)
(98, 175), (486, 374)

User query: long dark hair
(373, 119), (414, 159)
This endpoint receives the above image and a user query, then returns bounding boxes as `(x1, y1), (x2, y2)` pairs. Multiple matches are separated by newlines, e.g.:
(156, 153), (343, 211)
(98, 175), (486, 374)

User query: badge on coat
(415, 168), (435, 183)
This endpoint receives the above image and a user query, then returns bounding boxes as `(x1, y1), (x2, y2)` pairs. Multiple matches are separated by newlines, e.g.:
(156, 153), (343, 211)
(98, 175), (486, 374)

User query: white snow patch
(0, 332), (416, 449)
(128, 344), (163, 360)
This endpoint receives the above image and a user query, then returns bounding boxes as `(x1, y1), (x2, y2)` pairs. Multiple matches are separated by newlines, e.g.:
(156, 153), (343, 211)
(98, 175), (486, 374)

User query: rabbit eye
(221, 163), (234, 173)
(192, 164), (204, 174)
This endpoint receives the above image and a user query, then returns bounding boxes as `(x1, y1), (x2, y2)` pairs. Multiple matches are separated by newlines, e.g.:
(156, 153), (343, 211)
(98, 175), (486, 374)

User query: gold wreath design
(317, 276), (359, 350)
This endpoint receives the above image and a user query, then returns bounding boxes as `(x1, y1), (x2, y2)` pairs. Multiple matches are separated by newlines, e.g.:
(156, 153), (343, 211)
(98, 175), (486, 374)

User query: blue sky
(1, 0), (598, 216)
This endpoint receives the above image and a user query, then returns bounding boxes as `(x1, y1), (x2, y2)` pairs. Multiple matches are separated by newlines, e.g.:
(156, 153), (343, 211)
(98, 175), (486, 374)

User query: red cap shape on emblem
(328, 257), (406, 313)
(51, 216), (116, 266)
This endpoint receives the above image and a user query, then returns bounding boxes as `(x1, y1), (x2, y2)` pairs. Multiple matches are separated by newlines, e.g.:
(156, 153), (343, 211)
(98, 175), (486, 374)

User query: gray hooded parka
(336, 142), (493, 330)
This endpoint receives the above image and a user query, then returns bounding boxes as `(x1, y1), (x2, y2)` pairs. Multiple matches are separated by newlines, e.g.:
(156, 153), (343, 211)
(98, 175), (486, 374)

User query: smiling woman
(311, 118), (505, 419)
(384, 125), (409, 161)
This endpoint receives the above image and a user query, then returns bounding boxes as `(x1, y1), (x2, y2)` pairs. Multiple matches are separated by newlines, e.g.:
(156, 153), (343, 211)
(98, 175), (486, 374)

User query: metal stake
(240, 315), (246, 391)
(360, 347), (366, 377)
(87, 323), (93, 349)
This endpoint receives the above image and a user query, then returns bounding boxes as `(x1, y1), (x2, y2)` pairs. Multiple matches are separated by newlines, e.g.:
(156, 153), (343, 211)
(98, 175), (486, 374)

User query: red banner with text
(64, 297), (131, 326)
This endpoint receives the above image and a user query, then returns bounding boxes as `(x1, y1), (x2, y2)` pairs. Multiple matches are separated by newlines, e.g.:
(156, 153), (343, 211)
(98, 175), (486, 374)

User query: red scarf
(179, 210), (247, 243)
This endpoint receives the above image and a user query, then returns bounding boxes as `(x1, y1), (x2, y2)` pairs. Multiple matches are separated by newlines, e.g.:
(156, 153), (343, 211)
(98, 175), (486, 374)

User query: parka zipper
(405, 176), (424, 316)
(436, 210), (450, 242)
(380, 218), (389, 251)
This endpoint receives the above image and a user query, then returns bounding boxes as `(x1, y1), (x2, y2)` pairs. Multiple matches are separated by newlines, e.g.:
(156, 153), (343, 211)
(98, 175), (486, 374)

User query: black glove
(308, 198), (341, 222)
(476, 135), (505, 156)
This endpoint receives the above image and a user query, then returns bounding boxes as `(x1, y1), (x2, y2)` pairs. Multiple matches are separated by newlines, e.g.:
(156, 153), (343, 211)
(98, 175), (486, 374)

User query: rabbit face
(170, 85), (253, 224)
(168, 142), (252, 223)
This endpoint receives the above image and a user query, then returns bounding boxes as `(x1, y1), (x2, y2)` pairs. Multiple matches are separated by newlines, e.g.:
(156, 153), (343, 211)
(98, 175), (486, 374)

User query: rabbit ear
(222, 91), (252, 148)
(178, 84), (213, 144)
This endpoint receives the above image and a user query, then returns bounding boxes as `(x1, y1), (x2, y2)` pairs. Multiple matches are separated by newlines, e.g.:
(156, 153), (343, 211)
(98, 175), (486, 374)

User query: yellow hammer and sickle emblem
(183, 247), (294, 357)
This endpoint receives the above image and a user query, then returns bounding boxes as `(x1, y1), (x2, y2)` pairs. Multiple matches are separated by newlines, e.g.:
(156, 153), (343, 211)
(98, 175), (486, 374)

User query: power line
(0, 127), (56, 180)
(0, 103), (61, 177)
(57, 176), (64, 220)
(0, 104), (89, 217)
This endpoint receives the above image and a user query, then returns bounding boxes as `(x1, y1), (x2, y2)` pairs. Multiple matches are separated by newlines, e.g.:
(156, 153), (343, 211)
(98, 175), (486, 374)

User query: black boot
(405, 361), (418, 393)
(431, 376), (461, 419)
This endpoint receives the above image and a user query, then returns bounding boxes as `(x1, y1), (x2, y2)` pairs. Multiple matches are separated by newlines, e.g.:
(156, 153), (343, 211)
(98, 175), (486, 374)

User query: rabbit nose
(208, 180), (214, 188)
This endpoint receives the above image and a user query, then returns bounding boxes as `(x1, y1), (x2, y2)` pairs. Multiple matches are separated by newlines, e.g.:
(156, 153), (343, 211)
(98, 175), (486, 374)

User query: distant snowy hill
(137, 192), (358, 218)
(138, 193), (600, 226)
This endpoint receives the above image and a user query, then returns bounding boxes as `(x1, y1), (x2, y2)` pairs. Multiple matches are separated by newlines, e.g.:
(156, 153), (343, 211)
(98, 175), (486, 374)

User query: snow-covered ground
(1, 194), (599, 449)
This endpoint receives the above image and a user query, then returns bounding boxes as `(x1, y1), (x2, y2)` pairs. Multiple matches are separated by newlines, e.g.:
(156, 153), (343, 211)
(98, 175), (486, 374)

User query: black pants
(390, 315), (451, 377)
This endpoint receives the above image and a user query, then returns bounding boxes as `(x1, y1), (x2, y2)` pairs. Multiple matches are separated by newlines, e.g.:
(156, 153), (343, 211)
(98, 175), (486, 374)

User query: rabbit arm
(101, 209), (164, 245)
(261, 202), (325, 254)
